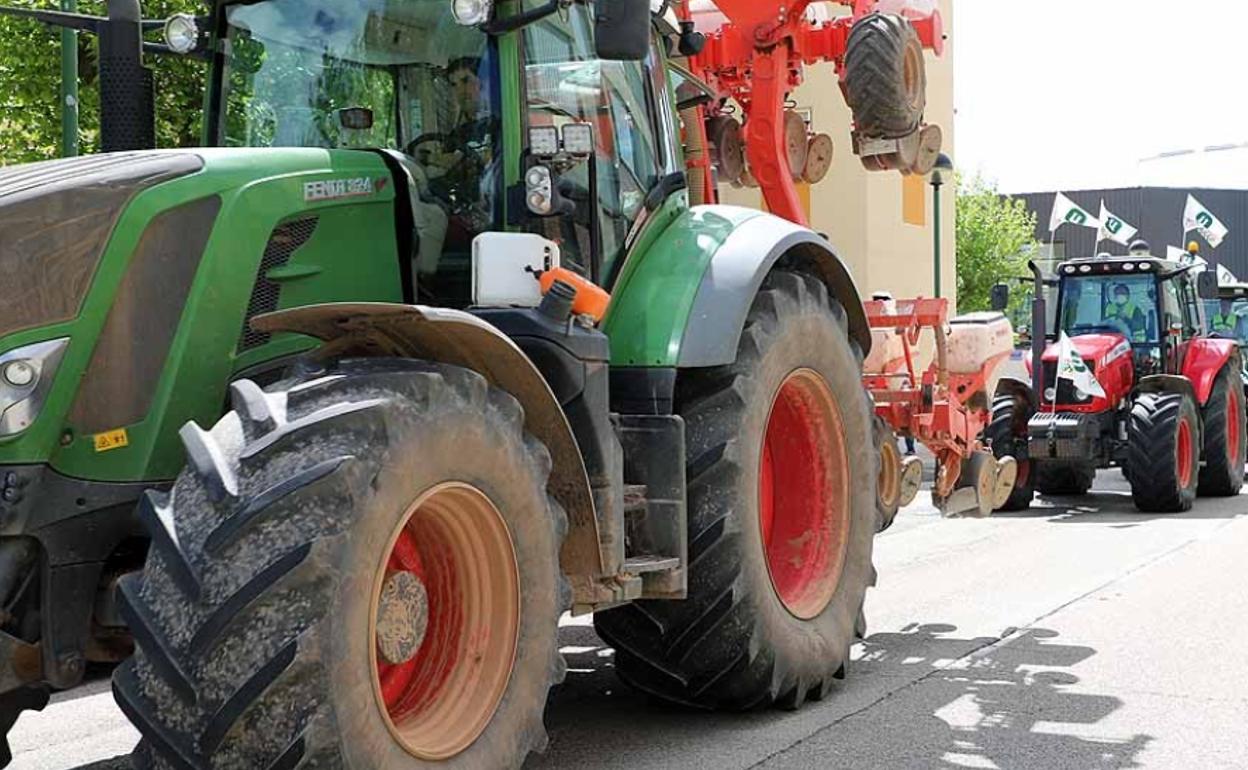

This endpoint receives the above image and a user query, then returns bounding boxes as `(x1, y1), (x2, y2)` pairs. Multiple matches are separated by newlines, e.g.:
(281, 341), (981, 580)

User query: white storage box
(471, 233), (560, 308)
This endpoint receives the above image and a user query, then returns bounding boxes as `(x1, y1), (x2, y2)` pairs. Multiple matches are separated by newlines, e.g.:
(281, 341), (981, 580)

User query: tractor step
(623, 555), (681, 574)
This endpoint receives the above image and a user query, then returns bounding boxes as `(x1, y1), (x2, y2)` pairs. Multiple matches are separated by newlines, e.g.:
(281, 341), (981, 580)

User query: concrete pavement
(10, 470), (1247, 769)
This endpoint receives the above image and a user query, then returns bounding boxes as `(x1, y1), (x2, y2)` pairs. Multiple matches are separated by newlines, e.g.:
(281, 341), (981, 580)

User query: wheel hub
(376, 571), (429, 666)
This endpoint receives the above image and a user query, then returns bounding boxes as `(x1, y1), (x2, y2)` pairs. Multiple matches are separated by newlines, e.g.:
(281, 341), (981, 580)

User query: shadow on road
(534, 621), (1152, 769)
(994, 486), (1247, 525)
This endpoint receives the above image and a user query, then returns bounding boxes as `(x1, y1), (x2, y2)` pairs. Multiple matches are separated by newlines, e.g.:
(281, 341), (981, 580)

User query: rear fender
(677, 211), (871, 366)
(1182, 339), (1239, 405)
(1134, 374), (1198, 406)
(604, 206), (870, 368)
(252, 303), (603, 591)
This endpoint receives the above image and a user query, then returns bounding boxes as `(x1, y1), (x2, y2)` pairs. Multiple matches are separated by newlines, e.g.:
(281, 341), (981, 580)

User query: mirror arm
(484, 0), (577, 36)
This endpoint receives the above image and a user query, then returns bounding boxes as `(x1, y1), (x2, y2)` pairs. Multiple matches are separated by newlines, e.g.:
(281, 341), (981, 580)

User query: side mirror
(990, 283), (1010, 312)
(595, 0), (651, 61)
(1197, 271), (1219, 300)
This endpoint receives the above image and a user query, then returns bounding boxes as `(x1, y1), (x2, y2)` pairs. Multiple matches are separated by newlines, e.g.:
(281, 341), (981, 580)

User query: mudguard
(604, 205), (871, 368)
(252, 303), (604, 592)
(678, 210), (871, 366)
(1182, 339), (1239, 405)
(1135, 374), (1198, 406)
(995, 376), (1038, 412)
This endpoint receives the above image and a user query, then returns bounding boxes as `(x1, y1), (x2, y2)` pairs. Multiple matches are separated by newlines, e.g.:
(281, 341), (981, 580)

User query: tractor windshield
(1057, 274), (1159, 345)
(215, 0), (505, 302)
(217, 0), (497, 151)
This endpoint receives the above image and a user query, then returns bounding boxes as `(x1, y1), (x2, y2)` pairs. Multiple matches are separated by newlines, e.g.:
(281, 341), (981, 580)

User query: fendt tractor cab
(0, 0), (951, 766)
(988, 252), (1247, 514)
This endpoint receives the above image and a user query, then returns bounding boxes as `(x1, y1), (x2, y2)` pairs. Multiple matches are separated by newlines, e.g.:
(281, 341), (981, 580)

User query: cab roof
(1056, 255), (1189, 278)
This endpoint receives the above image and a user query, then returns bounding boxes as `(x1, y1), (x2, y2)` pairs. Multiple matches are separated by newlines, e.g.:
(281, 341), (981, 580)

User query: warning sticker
(93, 429), (130, 453)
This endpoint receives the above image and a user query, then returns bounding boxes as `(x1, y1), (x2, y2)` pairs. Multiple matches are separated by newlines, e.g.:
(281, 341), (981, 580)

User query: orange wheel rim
(758, 370), (851, 619)
(369, 483), (520, 760)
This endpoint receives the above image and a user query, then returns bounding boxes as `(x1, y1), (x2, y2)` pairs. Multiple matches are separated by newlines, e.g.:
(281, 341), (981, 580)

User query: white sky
(954, 0), (1248, 193)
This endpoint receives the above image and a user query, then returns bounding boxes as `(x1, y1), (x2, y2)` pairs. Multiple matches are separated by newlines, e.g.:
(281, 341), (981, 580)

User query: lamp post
(930, 153), (954, 299)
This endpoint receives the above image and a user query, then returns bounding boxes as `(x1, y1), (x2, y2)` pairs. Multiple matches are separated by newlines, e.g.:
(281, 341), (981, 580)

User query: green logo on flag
(1106, 217), (1122, 234)
(1197, 211), (1214, 229)
(1066, 210), (1088, 225)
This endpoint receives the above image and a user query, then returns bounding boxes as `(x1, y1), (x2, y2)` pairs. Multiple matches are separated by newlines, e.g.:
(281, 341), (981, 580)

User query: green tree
(955, 175), (1040, 312)
(0, 0), (207, 165)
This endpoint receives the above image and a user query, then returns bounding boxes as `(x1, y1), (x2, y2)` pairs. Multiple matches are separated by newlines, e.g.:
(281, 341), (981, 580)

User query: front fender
(604, 205), (870, 368)
(252, 303), (603, 585)
(1182, 339), (1239, 404)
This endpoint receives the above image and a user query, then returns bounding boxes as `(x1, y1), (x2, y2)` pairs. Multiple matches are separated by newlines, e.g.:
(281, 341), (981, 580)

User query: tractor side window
(521, 1), (663, 283)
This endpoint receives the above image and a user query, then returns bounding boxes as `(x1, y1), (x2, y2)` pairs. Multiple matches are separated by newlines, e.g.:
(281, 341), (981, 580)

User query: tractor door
(519, 0), (682, 287)
(1161, 273), (1205, 373)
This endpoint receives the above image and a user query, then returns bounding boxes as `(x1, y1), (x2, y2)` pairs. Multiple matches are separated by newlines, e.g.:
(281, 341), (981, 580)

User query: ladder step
(623, 555), (680, 574)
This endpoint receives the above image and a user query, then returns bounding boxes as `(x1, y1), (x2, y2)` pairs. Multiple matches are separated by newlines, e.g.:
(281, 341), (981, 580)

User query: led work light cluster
(526, 125), (594, 216)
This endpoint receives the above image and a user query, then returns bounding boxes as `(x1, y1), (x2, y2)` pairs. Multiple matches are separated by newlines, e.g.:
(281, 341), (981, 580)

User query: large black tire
(843, 13), (927, 139)
(1035, 464), (1096, 496)
(1198, 360), (1246, 496)
(595, 271), (877, 711)
(1127, 392), (1200, 513)
(112, 359), (567, 769)
(985, 395), (1034, 511)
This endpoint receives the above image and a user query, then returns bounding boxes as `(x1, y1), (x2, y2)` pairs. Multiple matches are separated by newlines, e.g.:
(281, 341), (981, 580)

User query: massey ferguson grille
(238, 217), (319, 352)
(1041, 359), (1096, 405)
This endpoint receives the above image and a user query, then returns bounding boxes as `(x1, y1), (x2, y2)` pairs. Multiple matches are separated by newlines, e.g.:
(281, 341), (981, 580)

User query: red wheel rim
(1228, 389), (1242, 467)
(1015, 458), (1031, 488)
(370, 483), (520, 760)
(1177, 418), (1194, 488)
(758, 370), (851, 620)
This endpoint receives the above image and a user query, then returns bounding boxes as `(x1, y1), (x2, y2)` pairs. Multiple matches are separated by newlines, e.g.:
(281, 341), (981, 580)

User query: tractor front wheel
(113, 360), (567, 769)
(985, 395), (1035, 511)
(595, 271), (877, 710)
(1036, 463), (1096, 497)
(1127, 391), (1200, 512)
(1198, 360), (1246, 496)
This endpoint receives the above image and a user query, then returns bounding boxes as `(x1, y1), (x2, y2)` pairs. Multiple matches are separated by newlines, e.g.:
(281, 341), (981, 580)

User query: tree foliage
(0, 0), (207, 165)
(955, 175), (1040, 312)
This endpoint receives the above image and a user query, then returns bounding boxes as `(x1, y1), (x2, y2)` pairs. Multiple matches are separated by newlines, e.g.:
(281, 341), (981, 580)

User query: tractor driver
(1210, 298), (1246, 342)
(1105, 283), (1148, 342)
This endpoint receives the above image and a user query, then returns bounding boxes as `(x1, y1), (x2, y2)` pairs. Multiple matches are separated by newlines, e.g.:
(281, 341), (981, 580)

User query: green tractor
(0, 0), (905, 766)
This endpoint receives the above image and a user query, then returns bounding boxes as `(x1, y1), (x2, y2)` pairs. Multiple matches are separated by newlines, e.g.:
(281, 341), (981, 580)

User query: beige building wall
(717, 0), (956, 310)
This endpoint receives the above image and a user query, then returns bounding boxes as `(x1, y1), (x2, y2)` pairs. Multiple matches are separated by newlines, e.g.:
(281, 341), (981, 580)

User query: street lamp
(930, 153), (954, 298)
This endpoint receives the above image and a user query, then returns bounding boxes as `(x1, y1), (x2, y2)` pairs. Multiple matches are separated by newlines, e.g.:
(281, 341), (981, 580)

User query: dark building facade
(1015, 187), (1248, 279)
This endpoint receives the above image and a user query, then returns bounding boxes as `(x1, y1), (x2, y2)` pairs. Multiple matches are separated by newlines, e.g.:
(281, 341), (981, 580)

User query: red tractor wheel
(114, 361), (567, 769)
(596, 270), (877, 711)
(1198, 360), (1247, 496)
(1127, 391), (1201, 512)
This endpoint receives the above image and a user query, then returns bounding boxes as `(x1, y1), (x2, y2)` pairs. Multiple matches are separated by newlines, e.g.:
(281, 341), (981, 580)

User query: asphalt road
(11, 469), (1248, 769)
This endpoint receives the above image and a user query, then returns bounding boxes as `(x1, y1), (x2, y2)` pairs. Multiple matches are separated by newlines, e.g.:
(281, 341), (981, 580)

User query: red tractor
(989, 253), (1247, 512)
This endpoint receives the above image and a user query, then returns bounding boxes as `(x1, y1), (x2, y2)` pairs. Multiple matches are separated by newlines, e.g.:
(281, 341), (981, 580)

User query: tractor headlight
(0, 339), (69, 437)
(163, 13), (200, 55)
(452, 0), (493, 26)
(1072, 385), (1093, 403)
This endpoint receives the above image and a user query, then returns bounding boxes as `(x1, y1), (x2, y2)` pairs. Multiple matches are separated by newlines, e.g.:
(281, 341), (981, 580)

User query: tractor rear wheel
(1127, 392), (1200, 512)
(1036, 464), (1096, 496)
(844, 13), (927, 139)
(595, 271), (876, 710)
(1198, 360), (1246, 496)
(113, 359), (567, 769)
(985, 395), (1034, 511)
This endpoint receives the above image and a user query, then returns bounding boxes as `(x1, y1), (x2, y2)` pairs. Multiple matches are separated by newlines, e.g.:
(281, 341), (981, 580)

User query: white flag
(1183, 194), (1229, 248)
(1056, 332), (1106, 398)
(1167, 245), (1191, 263)
(1097, 200), (1138, 245)
(1049, 192), (1101, 233)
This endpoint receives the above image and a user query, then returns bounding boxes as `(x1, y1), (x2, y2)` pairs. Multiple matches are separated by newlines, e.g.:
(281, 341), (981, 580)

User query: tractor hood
(0, 151), (203, 340)
(1041, 333), (1131, 368)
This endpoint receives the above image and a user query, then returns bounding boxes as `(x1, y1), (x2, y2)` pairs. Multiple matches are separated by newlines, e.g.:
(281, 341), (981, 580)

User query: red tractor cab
(989, 254), (1246, 512)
